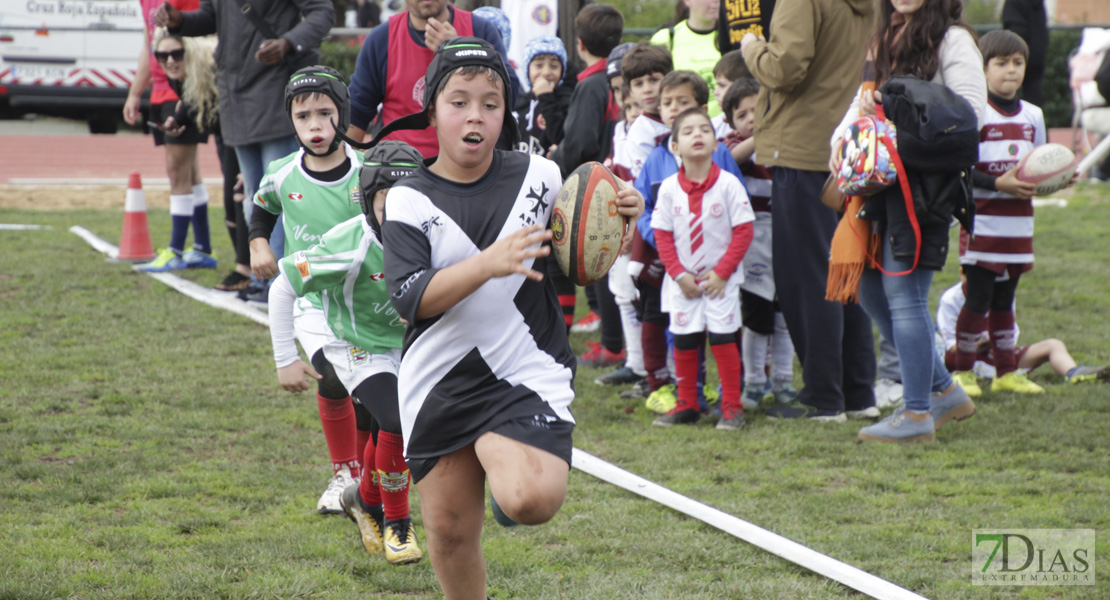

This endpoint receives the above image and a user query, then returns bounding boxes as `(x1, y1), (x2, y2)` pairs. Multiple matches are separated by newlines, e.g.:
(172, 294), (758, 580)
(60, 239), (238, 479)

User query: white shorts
(294, 302), (401, 395)
(661, 277), (742, 336)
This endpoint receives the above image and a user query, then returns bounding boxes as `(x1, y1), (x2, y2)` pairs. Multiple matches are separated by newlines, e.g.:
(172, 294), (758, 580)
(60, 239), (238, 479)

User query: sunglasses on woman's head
(154, 49), (185, 63)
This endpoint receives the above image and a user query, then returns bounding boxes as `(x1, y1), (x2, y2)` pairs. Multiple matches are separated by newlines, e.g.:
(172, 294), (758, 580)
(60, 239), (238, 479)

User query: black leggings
(354, 372), (401, 434)
(215, 134), (249, 268)
(962, 264), (1020, 314)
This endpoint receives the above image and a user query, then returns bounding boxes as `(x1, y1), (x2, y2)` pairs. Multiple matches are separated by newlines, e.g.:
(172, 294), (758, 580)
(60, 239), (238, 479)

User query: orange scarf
(826, 77), (882, 304)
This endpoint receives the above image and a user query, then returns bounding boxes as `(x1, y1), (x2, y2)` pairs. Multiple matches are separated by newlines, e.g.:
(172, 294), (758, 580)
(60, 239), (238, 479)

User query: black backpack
(879, 75), (979, 173)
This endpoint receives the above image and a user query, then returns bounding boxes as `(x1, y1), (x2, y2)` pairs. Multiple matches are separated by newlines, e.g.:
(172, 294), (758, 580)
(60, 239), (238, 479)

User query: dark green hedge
(1043, 29), (1081, 129)
(321, 40), (362, 82)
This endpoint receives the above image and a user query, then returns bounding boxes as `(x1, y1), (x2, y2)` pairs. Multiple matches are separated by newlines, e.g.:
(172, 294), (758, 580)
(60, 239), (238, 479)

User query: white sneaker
(873, 378), (903, 409)
(317, 466), (358, 514)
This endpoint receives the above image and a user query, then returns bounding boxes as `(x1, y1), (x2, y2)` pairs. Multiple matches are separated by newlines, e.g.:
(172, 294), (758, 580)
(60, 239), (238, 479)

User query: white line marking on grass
(72, 224), (929, 600)
(1031, 198), (1067, 208)
(70, 226), (269, 326)
(572, 448), (931, 600)
(0, 224), (52, 230)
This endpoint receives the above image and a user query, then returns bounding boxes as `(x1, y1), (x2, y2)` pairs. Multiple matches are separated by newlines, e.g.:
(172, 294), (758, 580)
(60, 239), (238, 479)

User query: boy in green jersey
(248, 66), (367, 516)
(269, 141), (425, 565)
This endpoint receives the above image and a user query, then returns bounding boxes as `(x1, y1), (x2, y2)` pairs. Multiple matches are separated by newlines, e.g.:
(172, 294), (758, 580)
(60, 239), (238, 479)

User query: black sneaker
(652, 408), (700, 427)
(619, 379), (651, 400)
(237, 283), (268, 306)
(764, 403), (847, 423)
(595, 366), (646, 386)
(215, 270), (250, 292)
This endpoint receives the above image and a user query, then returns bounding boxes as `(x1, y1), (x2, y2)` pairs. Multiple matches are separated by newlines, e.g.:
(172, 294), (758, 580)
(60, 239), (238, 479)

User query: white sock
(192, 184), (209, 207)
(742, 328), (769, 387)
(617, 300), (645, 375)
(771, 312), (796, 385)
(170, 193), (195, 217)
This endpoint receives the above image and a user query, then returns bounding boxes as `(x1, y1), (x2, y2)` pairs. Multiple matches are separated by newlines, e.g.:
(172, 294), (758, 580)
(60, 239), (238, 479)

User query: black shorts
(406, 415), (574, 484)
(740, 290), (777, 335)
(157, 101), (210, 146)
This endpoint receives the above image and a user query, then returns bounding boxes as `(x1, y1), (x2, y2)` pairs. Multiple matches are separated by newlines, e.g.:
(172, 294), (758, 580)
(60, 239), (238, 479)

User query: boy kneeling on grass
(380, 38), (644, 600)
(268, 140), (427, 566)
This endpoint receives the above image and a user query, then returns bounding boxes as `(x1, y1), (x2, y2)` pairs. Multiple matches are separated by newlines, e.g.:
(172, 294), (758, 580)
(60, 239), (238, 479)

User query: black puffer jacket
(858, 168), (973, 270)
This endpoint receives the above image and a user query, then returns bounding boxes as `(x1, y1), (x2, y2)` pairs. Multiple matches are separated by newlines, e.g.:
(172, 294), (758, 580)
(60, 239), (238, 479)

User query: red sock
(954, 308), (987, 371)
(711, 341), (742, 414)
(358, 432), (382, 506)
(356, 428), (371, 462)
(317, 393), (358, 472)
(674, 347), (700, 412)
(989, 310), (1018, 376)
(642, 321), (670, 390)
(558, 294), (576, 329)
(376, 431), (411, 521)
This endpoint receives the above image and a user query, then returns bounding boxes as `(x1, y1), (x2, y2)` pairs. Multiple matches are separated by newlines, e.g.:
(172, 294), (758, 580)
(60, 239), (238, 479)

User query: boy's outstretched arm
(268, 274), (322, 393)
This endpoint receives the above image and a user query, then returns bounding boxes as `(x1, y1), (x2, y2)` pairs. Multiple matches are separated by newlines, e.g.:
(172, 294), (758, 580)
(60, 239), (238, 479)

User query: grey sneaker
(741, 385), (764, 410)
(595, 366), (646, 386)
(930, 384), (976, 429)
(620, 379), (651, 400)
(858, 409), (935, 443)
(715, 406), (745, 431)
(764, 403), (847, 423)
(771, 382), (799, 404)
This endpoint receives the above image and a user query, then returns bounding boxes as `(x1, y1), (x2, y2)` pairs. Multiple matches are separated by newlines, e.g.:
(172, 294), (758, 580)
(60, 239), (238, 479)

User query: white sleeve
(268, 273), (301, 369)
(831, 85), (864, 151)
(727, 176), (755, 226)
(937, 27), (988, 130)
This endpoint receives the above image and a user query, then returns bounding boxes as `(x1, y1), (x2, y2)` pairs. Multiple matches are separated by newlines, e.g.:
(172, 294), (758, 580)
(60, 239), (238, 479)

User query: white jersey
(962, 99), (1045, 267)
(617, 113), (672, 180)
(651, 166), (754, 281)
(711, 113), (733, 141)
(501, 0), (558, 87)
(382, 151), (575, 461)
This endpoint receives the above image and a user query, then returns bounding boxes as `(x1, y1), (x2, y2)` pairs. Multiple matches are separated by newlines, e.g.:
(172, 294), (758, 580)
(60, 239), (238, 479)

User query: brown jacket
(742, 0), (874, 171)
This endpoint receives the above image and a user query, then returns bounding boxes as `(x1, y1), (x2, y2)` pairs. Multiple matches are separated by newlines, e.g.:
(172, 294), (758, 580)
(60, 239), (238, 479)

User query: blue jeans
(235, 136), (298, 283)
(859, 234), (953, 412)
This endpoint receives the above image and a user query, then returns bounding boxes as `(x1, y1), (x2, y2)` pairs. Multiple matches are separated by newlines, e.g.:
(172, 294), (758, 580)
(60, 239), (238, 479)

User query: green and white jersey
(255, 145), (365, 309)
(280, 215), (403, 354)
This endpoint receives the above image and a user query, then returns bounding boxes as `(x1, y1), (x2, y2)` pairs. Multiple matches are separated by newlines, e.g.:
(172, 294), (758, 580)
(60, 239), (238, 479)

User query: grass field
(1, 186), (1108, 599)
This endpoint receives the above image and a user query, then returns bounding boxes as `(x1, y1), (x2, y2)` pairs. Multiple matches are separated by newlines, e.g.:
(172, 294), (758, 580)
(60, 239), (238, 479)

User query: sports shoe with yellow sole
(383, 517), (424, 565)
(991, 370), (1045, 394)
(952, 371), (982, 397)
(135, 247), (186, 272)
(339, 483), (383, 555)
(644, 384), (677, 414)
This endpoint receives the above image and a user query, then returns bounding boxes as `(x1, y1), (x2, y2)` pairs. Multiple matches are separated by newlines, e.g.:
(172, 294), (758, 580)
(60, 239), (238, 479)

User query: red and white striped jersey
(961, 99), (1045, 267)
(651, 164), (755, 280)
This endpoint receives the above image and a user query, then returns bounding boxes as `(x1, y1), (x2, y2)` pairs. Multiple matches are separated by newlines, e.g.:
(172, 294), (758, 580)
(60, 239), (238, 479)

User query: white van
(0, 0), (143, 132)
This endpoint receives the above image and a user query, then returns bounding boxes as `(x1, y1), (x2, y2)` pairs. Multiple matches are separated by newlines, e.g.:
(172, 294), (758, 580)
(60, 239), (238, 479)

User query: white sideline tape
(1031, 198), (1068, 208)
(571, 449), (930, 600)
(72, 224), (928, 600)
(69, 226), (270, 327)
(0, 224), (52, 230)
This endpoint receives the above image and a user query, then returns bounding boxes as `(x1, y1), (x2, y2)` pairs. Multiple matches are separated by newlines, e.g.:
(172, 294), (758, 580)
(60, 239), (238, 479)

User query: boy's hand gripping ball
(1015, 143), (1079, 196)
(551, 162), (625, 286)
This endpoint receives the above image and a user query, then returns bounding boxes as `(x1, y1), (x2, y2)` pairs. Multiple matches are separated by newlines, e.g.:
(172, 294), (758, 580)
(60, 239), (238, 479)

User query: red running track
(0, 134), (223, 184)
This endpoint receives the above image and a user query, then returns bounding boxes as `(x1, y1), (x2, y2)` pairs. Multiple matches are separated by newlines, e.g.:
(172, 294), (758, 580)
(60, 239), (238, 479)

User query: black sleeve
(971, 169), (997, 192)
(382, 218), (439, 325)
(248, 205), (280, 242)
(536, 87), (572, 149)
(1001, 0), (1031, 38)
(552, 79), (609, 178)
(1096, 53), (1110, 105)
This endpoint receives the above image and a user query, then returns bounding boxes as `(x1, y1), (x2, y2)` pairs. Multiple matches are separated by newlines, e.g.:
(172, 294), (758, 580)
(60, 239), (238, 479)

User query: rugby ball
(1015, 143), (1078, 196)
(551, 162), (625, 286)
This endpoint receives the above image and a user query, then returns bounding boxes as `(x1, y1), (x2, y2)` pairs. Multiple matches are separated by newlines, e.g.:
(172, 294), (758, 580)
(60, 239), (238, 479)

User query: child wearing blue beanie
(514, 35), (572, 156)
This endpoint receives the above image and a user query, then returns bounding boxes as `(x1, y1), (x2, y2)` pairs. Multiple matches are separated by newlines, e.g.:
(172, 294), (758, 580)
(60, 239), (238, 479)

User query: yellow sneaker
(383, 518), (423, 565)
(339, 483), (383, 555)
(991, 370), (1045, 394)
(644, 384), (677, 414)
(952, 371), (982, 397)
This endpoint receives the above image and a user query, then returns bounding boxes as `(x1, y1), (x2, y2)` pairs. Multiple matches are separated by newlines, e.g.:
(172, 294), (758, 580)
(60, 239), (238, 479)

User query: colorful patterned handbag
(836, 105), (898, 196)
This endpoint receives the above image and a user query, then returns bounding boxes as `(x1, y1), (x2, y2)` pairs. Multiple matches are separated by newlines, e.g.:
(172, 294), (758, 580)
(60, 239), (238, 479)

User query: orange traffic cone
(118, 171), (156, 261)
